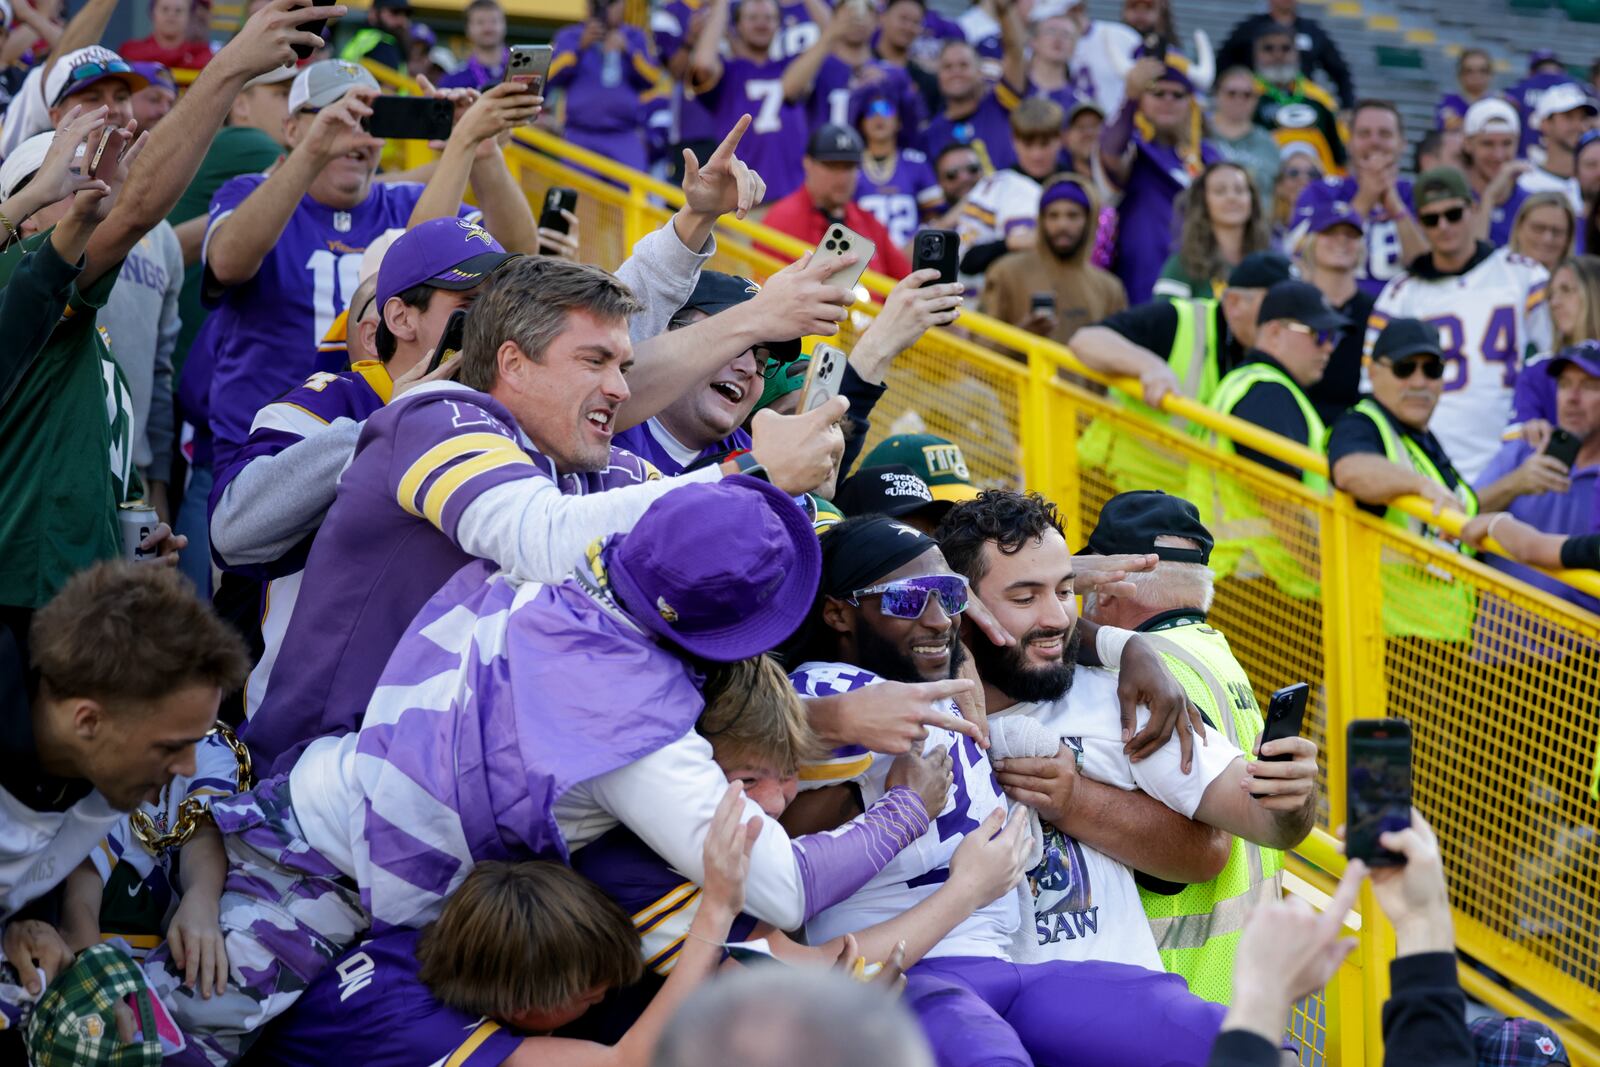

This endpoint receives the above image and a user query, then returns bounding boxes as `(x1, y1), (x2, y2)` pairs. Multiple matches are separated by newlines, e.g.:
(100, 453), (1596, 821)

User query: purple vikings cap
(1468, 1017), (1570, 1066)
(1547, 339), (1600, 379)
(374, 216), (518, 310)
(1304, 199), (1365, 235)
(606, 475), (822, 660)
(128, 61), (177, 97)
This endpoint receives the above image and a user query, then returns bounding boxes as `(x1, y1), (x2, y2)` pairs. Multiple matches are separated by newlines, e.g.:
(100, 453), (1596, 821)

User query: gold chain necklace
(128, 723), (253, 855)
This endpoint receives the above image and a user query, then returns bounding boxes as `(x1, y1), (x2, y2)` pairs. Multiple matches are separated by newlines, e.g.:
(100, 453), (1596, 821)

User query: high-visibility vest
(1136, 618), (1284, 1004)
(1193, 360), (1327, 598)
(1347, 399), (1479, 640)
(1080, 299), (1220, 498)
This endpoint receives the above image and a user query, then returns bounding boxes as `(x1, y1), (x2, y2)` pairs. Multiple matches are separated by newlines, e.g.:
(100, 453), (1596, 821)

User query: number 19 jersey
(1367, 246), (1551, 481)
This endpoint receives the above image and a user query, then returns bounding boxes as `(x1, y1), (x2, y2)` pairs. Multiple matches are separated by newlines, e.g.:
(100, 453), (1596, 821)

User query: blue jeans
(176, 463), (213, 598)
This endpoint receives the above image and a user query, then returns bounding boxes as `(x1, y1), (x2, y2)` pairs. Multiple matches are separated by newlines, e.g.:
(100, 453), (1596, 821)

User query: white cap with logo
(1533, 82), (1599, 127)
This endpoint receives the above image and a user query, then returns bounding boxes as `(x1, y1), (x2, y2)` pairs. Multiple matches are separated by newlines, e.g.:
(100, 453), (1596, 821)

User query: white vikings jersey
(955, 169), (1041, 296)
(1367, 248), (1551, 481)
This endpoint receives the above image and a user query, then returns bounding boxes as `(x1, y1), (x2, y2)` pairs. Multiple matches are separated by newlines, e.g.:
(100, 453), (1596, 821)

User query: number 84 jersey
(1366, 246), (1551, 482)
(789, 662), (1020, 959)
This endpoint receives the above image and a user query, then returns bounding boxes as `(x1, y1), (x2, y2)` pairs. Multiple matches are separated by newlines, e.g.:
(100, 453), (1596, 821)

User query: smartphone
(293, 8), (330, 61)
(508, 44), (554, 94)
(1029, 292), (1057, 315)
(539, 187), (579, 235)
(1346, 719), (1413, 867)
(427, 308), (469, 374)
(363, 96), (455, 141)
(87, 127), (117, 180)
(911, 229), (959, 286)
(1247, 682), (1310, 802)
(1546, 427), (1582, 470)
(798, 342), (848, 415)
(814, 222), (875, 293)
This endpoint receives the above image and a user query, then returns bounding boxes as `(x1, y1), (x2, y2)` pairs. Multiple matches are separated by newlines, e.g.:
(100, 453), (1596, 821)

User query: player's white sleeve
(455, 466), (723, 586)
(582, 730), (809, 929)
(614, 215), (717, 345)
(209, 419), (363, 566)
(1526, 284), (1553, 358)
(1126, 705), (1244, 819)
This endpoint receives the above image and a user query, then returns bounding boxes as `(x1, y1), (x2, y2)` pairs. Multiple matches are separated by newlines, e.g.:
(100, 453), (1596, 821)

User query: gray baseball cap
(287, 59), (379, 114)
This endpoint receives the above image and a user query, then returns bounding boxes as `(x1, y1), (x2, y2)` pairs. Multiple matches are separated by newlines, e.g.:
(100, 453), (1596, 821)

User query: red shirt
(118, 36), (214, 70)
(759, 188), (912, 280)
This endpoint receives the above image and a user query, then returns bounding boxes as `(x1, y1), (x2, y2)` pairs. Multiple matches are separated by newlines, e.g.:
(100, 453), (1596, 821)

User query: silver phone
(799, 343), (849, 414)
(815, 222), (875, 292)
(508, 44), (554, 94)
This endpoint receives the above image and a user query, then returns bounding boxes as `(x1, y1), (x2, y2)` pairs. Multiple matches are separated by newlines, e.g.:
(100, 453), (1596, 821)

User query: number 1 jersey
(1366, 246), (1550, 481)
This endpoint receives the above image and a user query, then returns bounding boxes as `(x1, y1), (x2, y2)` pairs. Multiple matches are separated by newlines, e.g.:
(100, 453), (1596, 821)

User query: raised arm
(83, 0), (346, 288)
(997, 0), (1028, 98)
(1193, 737), (1319, 850)
(39, 0), (118, 80)
(780, 0), (838, 103)
(689, 0), (730, 92)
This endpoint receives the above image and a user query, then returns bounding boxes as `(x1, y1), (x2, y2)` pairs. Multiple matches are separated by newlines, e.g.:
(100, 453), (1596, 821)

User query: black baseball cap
(833, 465), (951, 521)
(675, 271), (802, 360)
(1371, 318), (1443, 362)
(808, 123), (865, 163)
(1256, 279), (1350, 331)
(1226, 251), (1295, 289)
(1086, 491), (1213, 565)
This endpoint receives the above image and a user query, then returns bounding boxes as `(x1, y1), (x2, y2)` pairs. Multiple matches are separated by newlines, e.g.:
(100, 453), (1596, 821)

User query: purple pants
(907, 956), (1226, 1067)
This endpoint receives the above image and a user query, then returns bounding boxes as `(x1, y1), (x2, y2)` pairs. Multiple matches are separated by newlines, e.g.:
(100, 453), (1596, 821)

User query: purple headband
(1040, 179), (1091, 211)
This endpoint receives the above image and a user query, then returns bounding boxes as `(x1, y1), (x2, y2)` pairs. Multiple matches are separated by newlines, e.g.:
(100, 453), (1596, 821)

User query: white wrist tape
(1095, 625), (1135, 670)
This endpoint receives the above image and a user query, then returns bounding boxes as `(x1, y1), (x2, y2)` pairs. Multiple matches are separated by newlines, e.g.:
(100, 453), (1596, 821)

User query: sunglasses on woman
(1418, 205), (1466, 228)
(847, 574), (970, 619)
(1381, 356), (1445, 380)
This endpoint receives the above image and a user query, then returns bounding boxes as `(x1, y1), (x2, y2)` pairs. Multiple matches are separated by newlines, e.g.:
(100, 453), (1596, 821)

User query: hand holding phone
(1345, 719), (1412, 867)
(509, 44), (554, 95)
(364, 96), (455, 141)
(1545, 427), (1582, 470)
(426, 308), (470, 374)
(798, 343), (849, 415)
(814, 222), (874, 293)
(1251, 682), (1309, 797)
(539, 187), (579, 235)
(911, 229), (959, 286)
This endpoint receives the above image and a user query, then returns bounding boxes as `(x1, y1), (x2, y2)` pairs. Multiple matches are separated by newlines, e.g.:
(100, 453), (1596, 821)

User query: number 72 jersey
(1366, 247), (1551, 482)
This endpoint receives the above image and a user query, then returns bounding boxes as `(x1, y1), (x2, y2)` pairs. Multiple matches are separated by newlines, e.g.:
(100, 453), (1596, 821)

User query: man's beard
(853, 618), (966, 683)
(970, 624), (1080, 704)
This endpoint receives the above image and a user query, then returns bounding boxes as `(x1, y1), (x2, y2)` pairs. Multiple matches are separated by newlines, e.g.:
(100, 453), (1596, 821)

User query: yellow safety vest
(1136, 617), (1284, 1004)
(1193, 360), (1327, 599)
(1348, 399), (1479, 640)
(1080, 299), (1221, 498)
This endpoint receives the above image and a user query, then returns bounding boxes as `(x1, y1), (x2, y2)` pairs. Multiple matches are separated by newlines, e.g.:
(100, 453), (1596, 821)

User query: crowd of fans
(0, 0), (1595, 1064)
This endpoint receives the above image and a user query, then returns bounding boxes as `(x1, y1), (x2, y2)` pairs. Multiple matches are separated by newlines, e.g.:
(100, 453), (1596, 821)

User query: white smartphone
(814, 222), (875, 292)
(508, 44), (554, 94)
(799, 343), (849, 415)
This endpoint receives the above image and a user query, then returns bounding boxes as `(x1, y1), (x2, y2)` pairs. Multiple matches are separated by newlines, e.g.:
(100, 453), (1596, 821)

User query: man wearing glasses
(1367, 167), (1553, 481)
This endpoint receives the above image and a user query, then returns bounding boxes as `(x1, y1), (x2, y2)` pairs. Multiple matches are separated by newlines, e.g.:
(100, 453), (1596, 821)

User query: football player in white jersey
(953, 97), (1065, 295)
(1368, 167), (1552, 481)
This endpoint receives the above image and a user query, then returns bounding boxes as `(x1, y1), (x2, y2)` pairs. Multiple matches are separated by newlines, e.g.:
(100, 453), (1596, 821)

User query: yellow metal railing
(363, 62), (1600, 1065)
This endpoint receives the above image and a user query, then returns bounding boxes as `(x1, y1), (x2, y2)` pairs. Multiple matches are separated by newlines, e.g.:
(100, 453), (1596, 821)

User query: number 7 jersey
(1366, 246), (1551, 481)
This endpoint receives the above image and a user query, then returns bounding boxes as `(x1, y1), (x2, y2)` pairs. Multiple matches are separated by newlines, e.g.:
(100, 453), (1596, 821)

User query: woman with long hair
(1154, 160), (1269, 299)
(1508, 191), (1576, 274)
(1513, 253), (1600, 432)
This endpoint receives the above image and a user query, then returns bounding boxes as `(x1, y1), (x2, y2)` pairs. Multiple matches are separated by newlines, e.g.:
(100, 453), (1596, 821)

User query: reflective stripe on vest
(1349, 399), (1480, 541)
(1209, 361), (1329, 493)
(1146, 874), (1282, 951)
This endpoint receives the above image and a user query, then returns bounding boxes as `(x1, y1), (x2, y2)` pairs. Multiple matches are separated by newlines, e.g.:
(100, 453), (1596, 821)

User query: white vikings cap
(0, 131), (55, 201)
(1464, 97), (1520, 137)
(1533, 82), (1598, 127)
(286, 59), (379, 115)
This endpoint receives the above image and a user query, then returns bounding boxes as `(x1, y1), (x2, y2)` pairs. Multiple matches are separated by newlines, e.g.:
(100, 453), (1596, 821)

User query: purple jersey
(549, 24), (662, 172)
(1293, 176), (1417, 297)
(437, 49), (510, 90)
(906, 9), (965, 69)
(1435, 91), (1472, 131)
(651, 0), (717, 144)
(258, 929), (524, 1067)
(1113, 138), (1221, 305)
(811, 57), (927, 148)
(572, 826), (761, 976)
(202, 175), (471, 468)
(613, 421), (749, 477)
(855, 148), (943, 247)
(1507, 75), (1576, 155)
(771, 1), (820, 61)
(923, 84), (1022, 172)
(1487, 182), (1530, 248)
(241, 384), (659, 775)
(700, 56), (808, 201)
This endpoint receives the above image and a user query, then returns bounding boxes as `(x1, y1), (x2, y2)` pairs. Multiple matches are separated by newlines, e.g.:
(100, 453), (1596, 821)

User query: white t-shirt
(1516, 167), (1583, 215)
(1368, 246), (1551, 481)
(791, 662), (1022, 959)
(991, 667), (1242, 970)
(1, 785), (122, 924)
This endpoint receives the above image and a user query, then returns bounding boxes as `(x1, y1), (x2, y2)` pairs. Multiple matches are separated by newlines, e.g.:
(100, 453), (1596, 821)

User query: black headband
(820, 516), (940, 597)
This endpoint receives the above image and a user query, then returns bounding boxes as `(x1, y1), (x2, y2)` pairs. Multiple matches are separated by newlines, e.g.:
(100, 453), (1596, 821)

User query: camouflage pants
(142, 774), (368, 1066)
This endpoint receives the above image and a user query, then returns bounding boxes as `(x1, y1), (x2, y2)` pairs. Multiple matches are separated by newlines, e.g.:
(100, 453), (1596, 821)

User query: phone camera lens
(928, 236), (942, 252)
(825, 239), (837, 250)
(840, 240), (851, 251)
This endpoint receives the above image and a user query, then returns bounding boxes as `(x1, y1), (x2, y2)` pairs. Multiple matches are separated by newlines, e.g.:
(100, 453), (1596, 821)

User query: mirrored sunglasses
(848, 574), (970, 619)
(865, 98), (897, 119)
